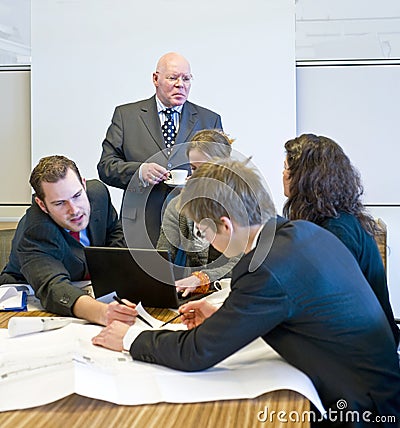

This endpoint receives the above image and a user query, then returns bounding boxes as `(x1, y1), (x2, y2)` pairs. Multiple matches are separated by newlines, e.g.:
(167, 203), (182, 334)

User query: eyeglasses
(195, 223), (215, 239)
(195, 224), (210, 240)
(156, 72), (193, 85)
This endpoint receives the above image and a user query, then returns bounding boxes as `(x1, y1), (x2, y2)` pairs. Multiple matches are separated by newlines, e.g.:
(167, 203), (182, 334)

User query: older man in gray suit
(97, 52), (223, 246)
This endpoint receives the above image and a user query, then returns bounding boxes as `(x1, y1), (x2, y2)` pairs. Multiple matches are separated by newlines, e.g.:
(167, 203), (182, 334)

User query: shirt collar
(156, 96), (184, 114)
(249, 224), (265, 252)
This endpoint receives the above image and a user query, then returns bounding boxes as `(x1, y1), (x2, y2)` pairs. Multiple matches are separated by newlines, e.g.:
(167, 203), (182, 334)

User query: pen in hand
(113, 295), (153, 328)
(160, 310), (195, 327)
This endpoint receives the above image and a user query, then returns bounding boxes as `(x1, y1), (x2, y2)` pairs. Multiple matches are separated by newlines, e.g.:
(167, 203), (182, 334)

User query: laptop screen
(84, 247), (181, 308)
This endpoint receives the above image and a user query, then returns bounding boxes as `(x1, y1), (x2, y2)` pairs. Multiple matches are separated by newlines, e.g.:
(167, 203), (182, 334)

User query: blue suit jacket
(129, 218), (400, 423)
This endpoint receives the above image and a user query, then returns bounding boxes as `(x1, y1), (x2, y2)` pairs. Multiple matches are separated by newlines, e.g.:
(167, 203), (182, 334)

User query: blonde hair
(186, 129), (234, 160)
(179, 159), (274, 227)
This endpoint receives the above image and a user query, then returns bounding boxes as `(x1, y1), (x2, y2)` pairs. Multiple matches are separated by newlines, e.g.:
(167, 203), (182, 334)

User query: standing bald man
(98, 52), (223, 246)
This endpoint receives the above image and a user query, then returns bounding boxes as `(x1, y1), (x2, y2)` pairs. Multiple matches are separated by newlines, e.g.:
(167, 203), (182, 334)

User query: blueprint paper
(0, 309), (325, 414)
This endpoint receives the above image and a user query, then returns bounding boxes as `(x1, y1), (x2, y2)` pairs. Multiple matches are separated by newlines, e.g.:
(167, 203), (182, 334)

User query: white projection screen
(31, 0), (296, 212)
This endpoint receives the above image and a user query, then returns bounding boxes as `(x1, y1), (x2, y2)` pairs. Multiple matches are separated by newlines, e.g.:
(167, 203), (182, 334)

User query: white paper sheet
(0, 283), (35, 295)
(7, 316), (88, 337)
(0, 309), (325, 414)
(0, 282), (93, 311)
(0, 287), (26, 310)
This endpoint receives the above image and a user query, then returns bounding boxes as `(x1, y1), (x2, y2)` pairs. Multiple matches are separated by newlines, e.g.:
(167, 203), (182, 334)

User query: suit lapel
(139, 96), (166, 154)
(168, 102), (198, 164)
(175, 101), (198, 144)
(87, 207), (102, 246)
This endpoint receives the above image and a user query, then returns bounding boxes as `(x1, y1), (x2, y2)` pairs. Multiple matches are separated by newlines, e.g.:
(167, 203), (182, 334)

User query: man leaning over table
(93, 159), (400, 428)
(0, 155), (137, 326)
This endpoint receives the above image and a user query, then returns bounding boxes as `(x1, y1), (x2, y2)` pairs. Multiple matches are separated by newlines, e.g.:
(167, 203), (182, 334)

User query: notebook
(84, 247), (213, 309)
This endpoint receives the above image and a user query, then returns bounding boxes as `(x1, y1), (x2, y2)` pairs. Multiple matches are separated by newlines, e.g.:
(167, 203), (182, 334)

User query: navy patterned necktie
(162, 109), (177, 156)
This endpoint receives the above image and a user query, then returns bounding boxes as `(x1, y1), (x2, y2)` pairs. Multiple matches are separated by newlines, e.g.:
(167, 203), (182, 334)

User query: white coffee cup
(168, 169), (188, 184)
(214, 278), (231, 291)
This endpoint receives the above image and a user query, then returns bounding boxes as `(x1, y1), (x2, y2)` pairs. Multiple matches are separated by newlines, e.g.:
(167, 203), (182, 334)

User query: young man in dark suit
(97, 52), (223, 246)
(0, 155), (137, 326)
(93, 159), (400, 427)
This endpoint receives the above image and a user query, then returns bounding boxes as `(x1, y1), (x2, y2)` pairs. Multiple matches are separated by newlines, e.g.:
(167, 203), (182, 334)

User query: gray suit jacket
(129, 218), (400, 423)
(0, 180), (125, 315)
(97, 96), (222, 245)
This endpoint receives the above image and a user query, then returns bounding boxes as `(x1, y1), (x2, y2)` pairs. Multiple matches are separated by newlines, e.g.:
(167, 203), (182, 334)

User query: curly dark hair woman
(282, 133), (399, 345)
(283, 133), (376, 234)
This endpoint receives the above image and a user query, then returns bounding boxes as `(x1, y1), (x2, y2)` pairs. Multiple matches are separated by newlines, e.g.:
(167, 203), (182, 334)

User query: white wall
(367, 206), (400, 318)
(296, 0), (400, 60)
(0, 0), (31, 220)
(295, 0), (400, 316)
(31, 0), (296, 213)
(0, 0), (31, 65)
(0, 69), (31, 220)
(296, 64), (400, 205)
(296, 65), (400, 316)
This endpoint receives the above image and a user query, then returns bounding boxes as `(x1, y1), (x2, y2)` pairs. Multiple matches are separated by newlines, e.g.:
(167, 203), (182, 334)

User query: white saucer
(164, 180), (186, 187)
